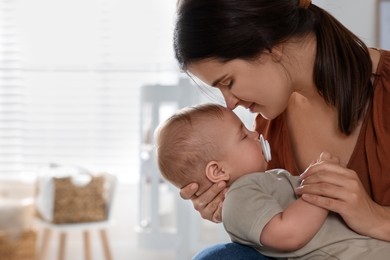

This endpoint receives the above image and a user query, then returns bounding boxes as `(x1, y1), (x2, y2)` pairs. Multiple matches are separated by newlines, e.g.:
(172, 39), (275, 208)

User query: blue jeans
(192, 243), (274, 260)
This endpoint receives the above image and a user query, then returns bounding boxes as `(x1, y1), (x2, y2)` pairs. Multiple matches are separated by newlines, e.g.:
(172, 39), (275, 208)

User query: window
(378, 0), (390, 49)
(0, 0), (179, 183)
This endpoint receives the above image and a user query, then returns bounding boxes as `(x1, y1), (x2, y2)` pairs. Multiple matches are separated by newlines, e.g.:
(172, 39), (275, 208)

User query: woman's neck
(282, 34), (319, 100)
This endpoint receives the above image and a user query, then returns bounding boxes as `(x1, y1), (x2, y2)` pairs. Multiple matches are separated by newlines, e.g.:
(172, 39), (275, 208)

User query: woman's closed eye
(219, 79), (233, 89)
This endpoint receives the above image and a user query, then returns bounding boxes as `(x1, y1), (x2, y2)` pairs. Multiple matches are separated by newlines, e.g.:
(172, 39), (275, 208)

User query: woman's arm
(260, 197), (328, 251)
(296, 161), (390, 241)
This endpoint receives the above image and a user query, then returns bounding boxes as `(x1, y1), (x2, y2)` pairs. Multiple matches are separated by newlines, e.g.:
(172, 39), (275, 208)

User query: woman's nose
(220, 88), (239, 110)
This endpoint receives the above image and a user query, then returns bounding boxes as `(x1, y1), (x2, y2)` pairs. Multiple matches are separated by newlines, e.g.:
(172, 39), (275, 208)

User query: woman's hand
(296, 153), (390, 241)
(180, 181), (227, 223)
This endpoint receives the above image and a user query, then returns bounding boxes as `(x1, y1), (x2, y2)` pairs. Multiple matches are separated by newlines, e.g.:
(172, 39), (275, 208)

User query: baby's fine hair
(156, 103), (225, 189)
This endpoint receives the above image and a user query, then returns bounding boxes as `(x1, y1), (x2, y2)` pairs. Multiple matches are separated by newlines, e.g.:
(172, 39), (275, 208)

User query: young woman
(174, 0), (390, 259)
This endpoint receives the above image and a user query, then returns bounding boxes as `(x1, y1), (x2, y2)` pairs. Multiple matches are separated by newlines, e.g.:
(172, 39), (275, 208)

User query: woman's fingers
(300, 160), (352, 180)
(297, 162), (358, 200)
(212, 202), (224, 223)
(295, 160), (390, 239)
(180, 181), (227, 222)
(298, 179), (382, 238)
(179, 182), (199, 200)
(194, 182), (226, 221)
(296, 182), (350, 213)
(296, 161), (357, 215)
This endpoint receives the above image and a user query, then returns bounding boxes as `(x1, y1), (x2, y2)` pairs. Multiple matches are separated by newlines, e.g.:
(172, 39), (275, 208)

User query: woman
(174, 0), (390, 259)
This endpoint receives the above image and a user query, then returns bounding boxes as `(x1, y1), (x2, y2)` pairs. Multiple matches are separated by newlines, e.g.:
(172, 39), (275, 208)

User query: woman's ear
(255, 44), (283, 63)
(270, 44), (284, 62)
(205, 161), (230, 183)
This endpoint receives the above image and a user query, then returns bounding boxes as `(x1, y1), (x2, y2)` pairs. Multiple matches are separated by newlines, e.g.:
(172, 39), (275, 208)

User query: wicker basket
(52, 175), (106, 224)
(0, 229), (36, 260)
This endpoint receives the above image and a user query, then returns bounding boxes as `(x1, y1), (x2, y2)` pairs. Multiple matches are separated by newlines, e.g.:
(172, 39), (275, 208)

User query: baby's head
(156, 103), (224, 192)
(156, 103), (268, 193)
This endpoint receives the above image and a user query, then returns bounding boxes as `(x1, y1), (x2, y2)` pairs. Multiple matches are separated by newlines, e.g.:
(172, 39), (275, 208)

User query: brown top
(255, 50), (390, 206)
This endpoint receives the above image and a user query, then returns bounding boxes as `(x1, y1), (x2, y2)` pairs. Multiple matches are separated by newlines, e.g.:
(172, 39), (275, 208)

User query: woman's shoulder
(374, 49), (390, 78)
(372, 49), (390, 96)
(360, 49), (390, 205)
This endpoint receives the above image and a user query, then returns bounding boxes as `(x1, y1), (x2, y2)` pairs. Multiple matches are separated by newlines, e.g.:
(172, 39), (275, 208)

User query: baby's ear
(205, 161), (230, 183)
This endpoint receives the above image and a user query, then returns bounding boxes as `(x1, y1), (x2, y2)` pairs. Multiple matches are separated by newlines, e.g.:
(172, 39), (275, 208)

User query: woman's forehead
(188, 59), (232, 85)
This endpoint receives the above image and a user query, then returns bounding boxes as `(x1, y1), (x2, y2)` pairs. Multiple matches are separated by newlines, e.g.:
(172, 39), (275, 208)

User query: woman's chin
(258, 112), (272, 120)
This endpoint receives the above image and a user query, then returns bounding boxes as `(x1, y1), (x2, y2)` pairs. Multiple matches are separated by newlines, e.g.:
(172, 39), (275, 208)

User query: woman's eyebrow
(211, 74), (228, 87)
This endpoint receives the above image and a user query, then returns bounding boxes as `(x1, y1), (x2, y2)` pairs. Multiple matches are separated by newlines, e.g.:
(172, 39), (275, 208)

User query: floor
(33, 182), (230, 260)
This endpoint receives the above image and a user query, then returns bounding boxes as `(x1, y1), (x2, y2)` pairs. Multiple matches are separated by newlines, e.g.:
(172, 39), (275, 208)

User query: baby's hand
(301, 151), (340, 177)
(298, 151), (340, 190)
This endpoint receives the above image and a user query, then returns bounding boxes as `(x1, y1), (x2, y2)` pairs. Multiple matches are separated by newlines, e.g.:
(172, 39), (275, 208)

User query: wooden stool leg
(58, 232), (67, 260)
(83, 231), (92, 260)
(38, 228), (52, 260)
(100, 229), (113, 260)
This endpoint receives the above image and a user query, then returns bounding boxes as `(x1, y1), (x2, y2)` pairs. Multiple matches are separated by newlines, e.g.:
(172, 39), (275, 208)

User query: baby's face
(211, 108), (268, 183)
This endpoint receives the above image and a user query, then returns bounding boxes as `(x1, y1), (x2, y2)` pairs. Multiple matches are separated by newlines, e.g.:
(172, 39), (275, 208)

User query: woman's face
(188, 54), (294, 119)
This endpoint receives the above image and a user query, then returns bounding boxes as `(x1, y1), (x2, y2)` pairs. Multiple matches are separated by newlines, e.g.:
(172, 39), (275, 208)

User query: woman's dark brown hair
(174, 0), (372, 135)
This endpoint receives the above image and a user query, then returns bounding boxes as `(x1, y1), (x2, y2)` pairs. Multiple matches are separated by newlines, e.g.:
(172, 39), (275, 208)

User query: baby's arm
(260, 152), (338, 251)
(260, 197), (328, 251)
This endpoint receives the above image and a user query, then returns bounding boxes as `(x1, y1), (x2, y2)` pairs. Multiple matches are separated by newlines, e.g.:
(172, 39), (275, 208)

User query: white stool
(36, 173), (117, 260)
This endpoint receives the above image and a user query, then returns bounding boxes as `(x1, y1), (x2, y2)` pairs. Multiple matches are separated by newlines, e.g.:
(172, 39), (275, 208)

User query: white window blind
(0, 0), (179, 182)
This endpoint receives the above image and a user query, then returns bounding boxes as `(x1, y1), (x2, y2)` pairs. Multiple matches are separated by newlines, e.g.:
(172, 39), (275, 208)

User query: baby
(155, 103), (390, 259)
